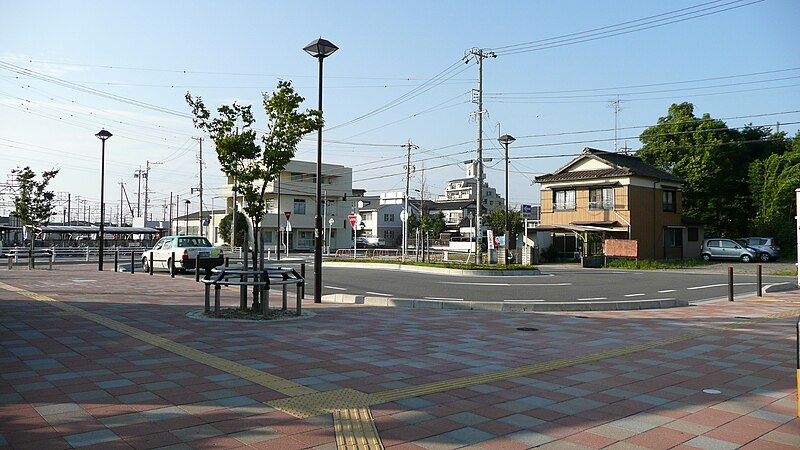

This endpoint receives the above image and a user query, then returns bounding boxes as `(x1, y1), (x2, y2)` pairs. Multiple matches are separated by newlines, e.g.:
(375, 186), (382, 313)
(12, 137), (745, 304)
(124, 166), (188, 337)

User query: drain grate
(516, 327), (539, 331)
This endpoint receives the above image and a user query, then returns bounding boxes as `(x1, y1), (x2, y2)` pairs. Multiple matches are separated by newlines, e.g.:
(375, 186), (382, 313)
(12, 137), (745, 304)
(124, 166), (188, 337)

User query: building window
(362, 212), (373, 221)
(662, 190), (676, 212)
(553, 190), (576, 211)
(290, 173), (304, 182)
(293, 199), (306, 215)
(298, 231), (313, 248)
(687, 227), (699, 242)
(589, 188), (614, 210)
(384, 213), (395, 222)
(668, 228), (683, 247)
(384, 230), (395, 239)
(262, 230), (274, 244)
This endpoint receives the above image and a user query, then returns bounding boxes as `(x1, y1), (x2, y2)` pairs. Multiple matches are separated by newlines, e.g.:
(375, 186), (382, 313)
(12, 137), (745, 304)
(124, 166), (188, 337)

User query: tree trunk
(250, 223), (260, 312)
(29, 226), (35, 270)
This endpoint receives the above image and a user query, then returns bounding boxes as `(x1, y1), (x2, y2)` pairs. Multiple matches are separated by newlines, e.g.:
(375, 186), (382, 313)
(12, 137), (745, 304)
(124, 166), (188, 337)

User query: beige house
(534, 148), (703, 260)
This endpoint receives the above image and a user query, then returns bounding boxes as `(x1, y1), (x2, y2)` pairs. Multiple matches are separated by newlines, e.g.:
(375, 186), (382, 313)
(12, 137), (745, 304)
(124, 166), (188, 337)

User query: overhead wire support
(401, 140), (419, 261)
(464, 48), (495, 265)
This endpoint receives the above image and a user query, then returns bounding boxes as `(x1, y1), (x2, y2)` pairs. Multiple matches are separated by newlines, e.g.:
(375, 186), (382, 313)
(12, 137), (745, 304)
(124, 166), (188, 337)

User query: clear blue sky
(1, 0), (798, 221)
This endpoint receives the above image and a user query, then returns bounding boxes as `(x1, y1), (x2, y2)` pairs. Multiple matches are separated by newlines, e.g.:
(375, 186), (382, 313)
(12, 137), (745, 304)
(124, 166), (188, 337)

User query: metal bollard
(7, 256), (12, 270)
(756, 264), (762, 297)
(728, 266), (734, 302)
(131, 251), (135, 274)
(114, 249), (119, 272)
(300, 263), (306, 299)
(224, 257), (229, 267)
(170, 251), (175, 278)
(149, 252), (154, 276)
(195, 253), (200, 282)
(49, 250), (54, 271)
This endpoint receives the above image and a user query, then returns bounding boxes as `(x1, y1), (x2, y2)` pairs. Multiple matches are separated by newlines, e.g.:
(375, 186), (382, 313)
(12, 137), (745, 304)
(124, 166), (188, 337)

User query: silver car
(701, 238), (756, 263)
(740, 237), (781, 262)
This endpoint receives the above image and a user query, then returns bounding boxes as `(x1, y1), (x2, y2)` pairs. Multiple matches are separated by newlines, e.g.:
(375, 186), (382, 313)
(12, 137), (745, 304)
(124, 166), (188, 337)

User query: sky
(1, 0), (799, 223)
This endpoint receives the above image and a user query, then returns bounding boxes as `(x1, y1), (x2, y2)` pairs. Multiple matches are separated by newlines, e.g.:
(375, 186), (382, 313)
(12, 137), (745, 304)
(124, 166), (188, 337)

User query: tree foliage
(12, 166), (59, 234)
(186, 81), (322, 310)
(218, 211), (248, 247)
(637, 102), (785, 237)
(484, 208), (523, 235)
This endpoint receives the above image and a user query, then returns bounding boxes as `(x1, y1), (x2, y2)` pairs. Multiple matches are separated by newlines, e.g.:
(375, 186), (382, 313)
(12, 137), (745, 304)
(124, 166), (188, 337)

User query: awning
(36, 226), (161, 234)
(534, 224), (627, 233)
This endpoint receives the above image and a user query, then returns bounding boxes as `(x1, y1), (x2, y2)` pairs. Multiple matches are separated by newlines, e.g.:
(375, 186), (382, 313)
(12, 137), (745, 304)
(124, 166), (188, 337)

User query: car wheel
(701, 253), (711, 262)
(142, 257), (150, 272)
(740, 254), (752, 263)
(758, 253), (770, 262)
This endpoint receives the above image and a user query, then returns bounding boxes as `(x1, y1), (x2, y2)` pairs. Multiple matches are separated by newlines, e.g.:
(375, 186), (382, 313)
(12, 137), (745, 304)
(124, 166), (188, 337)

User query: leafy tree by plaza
(748, 131), (800, 256)
(637, 102), (783, 237)
(11, 166), (59, 268)
(420, 211), (446, 238)
(217, 211), (248, 247)
(186, 81), (323, 312)
(484, 208), (523, 236)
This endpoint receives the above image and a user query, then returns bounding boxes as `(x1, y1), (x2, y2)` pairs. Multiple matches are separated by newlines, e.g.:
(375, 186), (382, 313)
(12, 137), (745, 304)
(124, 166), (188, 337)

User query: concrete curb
(324, 261), (540, 277)
(323, 293), (688, 312)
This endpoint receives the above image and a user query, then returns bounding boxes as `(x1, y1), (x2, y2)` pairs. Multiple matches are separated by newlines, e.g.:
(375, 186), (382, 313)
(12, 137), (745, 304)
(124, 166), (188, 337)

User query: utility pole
(134, 166), (144, 218)
(609, 95), (623, 152)
(192, 137), (204, 238)
(119, 181), (124, 226)
(169, 192), (173, 235)
(401, 140), (418, 261)
(465, 47), (495, 265)
(67, 193), (71, 226)
(143, 160), (161, 225)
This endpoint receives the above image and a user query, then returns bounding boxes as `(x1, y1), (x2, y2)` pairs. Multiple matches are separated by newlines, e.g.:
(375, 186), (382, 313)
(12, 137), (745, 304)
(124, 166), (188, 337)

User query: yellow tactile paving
(333, 407), (384, 450)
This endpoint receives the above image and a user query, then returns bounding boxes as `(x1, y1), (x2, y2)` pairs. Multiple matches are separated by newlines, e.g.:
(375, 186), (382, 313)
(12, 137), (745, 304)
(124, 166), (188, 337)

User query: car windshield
(178, 237), (212, 248)
(736, 239), (748, 247)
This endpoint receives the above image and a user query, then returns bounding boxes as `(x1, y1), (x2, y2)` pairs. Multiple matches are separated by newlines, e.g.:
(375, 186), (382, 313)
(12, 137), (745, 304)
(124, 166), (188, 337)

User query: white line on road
(424, 297), (464, 301)
(324, 286), (346, 291)
(624, 293), (646, 297)
(687, 282), (755, 290)
(578, 297), (608, 301)
(503, 299), (545, 302)
(440, 282), (572, 287)
(365, 291), (393, 297)
(658, 289), (676, 293)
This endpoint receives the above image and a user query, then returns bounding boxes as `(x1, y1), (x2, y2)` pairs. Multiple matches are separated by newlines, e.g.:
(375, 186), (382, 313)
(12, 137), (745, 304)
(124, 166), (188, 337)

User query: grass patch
(604, 258), (706, 270)
(771, 268), (798, 276)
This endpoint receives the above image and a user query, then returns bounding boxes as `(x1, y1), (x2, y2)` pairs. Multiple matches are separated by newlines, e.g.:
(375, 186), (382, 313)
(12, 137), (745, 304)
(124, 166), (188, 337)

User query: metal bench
(201, 266), (305, 318)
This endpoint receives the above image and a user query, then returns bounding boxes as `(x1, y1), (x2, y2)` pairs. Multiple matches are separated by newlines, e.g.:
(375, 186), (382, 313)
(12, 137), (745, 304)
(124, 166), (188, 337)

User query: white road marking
(71, 279), (97, 283)
(324, 286), (346, 291)
(440, 282), (572, 287)
(578, 297), (608, 301)
(658, 289), (676, 293)
(503, 299), (545, 302)
(424, 297), (464, 301)
(624, 293), (646, 297)
(365, 291), (392, 297)
(687, 282), (755, 290)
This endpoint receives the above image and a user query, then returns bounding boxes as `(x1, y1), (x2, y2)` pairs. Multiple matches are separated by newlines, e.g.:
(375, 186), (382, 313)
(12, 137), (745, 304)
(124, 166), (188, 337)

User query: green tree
(186, 81), (322, 311)
(748, 131), (800, 256)
(217, 211), (248, 247)
(638, 102), (781, 237)
(12, 166), (59, 268)
(484, 208), (523, 235)
(420, 211), (446, 238)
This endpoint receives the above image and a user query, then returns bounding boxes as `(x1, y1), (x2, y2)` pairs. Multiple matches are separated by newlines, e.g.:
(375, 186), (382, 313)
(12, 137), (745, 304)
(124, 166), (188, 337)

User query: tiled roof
(535, 148), (684, 183)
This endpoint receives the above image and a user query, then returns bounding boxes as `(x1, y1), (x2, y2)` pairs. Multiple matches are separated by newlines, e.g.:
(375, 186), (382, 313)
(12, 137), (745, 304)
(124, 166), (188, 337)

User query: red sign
(348, 215), (357, 228)
(284, 211), (291, 220)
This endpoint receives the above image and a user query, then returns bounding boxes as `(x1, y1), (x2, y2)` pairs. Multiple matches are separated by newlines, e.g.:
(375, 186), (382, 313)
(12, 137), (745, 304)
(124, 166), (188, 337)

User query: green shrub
(604, 259), (705, 270)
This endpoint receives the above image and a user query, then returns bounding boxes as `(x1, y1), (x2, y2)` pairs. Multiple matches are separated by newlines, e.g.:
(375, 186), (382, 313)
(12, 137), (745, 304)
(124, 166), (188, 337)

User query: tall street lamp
(498, 134), (515, 265)
(184, 199), (191, 233)
(303, 37), (338, 304)
(95, 129), (112, 271)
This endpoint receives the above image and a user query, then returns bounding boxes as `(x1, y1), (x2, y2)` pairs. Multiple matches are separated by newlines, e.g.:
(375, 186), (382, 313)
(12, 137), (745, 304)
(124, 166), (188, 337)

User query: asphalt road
(312, 264), (796, 304)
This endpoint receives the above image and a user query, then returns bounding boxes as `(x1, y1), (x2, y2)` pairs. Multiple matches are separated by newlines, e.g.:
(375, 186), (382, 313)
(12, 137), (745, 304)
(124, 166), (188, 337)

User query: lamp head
(303, 38), (338, 58)
(95, 129), (112, 141)
(498, 134), (516, 145)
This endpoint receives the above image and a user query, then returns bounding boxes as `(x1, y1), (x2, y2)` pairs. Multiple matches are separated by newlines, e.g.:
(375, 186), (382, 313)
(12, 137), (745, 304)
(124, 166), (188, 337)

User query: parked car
(142, 235), (224, 274)
(700, 238), (757, 263)
(740, 237), (781, 262)
(355, 236), (386, 247)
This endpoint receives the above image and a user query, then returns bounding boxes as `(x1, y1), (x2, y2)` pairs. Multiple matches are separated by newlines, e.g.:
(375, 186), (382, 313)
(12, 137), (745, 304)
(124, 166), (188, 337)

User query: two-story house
(534, 148), (703, 260)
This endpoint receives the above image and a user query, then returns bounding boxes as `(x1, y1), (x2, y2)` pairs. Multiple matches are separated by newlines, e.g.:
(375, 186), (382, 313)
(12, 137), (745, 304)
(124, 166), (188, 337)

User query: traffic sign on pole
(348, 215), (357, 228)
(284, 211), (291, 221)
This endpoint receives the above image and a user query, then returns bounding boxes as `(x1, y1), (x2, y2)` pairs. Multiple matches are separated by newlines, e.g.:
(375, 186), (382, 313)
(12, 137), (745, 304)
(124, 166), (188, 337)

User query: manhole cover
(516, 327), (539, 331)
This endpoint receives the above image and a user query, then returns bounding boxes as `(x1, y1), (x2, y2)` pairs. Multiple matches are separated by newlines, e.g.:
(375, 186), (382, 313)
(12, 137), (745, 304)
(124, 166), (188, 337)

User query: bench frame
(201, 266), (304, 318)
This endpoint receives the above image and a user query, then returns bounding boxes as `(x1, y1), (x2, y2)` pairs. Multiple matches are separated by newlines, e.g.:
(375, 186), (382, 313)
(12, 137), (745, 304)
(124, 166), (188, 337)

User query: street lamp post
(498, 134), (515, 265)
(304, 37), (338, 304)
(95, 129), (112, 271)
(184, 200), (191, 233)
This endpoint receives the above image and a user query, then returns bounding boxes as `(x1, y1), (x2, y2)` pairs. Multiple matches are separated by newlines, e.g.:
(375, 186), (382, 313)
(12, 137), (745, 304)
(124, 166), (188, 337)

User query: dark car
(740, 237), (781, 262)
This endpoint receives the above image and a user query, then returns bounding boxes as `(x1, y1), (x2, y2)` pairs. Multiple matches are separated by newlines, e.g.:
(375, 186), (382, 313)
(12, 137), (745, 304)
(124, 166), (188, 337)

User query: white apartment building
(214, 160), (353, 252)
(436, 162), (504, 224)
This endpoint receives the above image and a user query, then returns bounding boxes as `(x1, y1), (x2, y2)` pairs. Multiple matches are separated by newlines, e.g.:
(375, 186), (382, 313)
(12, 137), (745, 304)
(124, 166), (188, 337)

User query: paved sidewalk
(1, 265), (798, 449)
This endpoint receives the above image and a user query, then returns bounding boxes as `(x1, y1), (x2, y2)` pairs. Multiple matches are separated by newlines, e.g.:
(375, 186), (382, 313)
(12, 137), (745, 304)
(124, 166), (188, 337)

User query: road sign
(328, 217), (335, 226)
(522, 204), (532, 218)
(400, 209), (408, 222)
(284, 211), (291, 220)
(356, 214), (363, 226)
(286, 221), (292, 232)
(348, 215), (357, 228)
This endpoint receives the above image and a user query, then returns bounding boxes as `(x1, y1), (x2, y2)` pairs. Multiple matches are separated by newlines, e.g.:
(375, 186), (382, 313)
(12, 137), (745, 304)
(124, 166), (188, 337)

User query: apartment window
(589, 188), (614, 210)
(298, 231), (313, 248)
(384, 230), (395, 239)
(293, 199), (306, 215)
(662, 190), (676, 212)
(362, 212), (373, 221)
(667, 228), (683, 247)
(687, 227), (699, 242)
(553, 190), (576, 211)
(290, 173), (305, 182)
(384, 213), (395, 222)
(262, 230), (274, 244)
